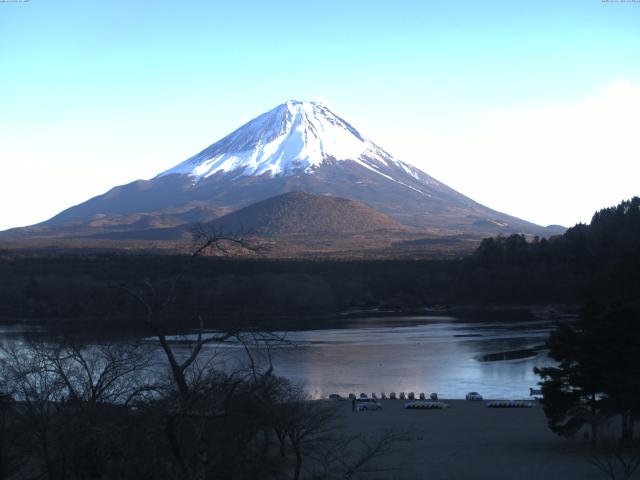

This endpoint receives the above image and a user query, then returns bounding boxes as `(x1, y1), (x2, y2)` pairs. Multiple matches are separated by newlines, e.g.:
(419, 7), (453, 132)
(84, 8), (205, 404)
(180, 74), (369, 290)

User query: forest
(0, 197), (638, 333)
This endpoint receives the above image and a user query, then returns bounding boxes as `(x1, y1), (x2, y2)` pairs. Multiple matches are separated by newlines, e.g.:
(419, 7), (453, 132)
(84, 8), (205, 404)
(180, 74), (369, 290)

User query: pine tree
(534, 315), (609, 443)
(535, 301), (640, 444)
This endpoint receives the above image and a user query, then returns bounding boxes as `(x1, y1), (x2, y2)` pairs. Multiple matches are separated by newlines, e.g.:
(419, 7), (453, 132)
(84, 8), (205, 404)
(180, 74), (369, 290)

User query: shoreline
(0, 302), (578, 329)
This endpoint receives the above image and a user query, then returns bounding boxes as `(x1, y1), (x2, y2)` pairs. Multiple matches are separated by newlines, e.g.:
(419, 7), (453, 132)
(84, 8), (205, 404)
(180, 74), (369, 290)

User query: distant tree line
(460, 197), (640, 304)
(0, 255), (459, 332)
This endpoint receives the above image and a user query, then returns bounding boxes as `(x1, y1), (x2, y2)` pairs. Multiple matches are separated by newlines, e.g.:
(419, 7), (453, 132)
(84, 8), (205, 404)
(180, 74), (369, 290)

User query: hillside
(209, 191), (410, 236)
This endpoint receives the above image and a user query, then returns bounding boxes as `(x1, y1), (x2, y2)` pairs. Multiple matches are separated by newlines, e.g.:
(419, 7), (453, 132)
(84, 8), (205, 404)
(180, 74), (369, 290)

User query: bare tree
(0, 341), (157, 480)
(588, 426), (640, 480)
(261, 378), (304, 458)
(116, 227), (288, 480)
(0, 388), (19, 480)
(119, 226), (257, 405)
(273, 389), (404, 480)
(42, 342), (156, 406)
(284, 394), (340, 480)
(310, 428), (406, 480)
(1, 344), (67, 480)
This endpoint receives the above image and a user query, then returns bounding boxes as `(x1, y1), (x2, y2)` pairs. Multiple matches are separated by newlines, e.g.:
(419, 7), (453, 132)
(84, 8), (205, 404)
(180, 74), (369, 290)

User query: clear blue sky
(1, 0), (639, 229)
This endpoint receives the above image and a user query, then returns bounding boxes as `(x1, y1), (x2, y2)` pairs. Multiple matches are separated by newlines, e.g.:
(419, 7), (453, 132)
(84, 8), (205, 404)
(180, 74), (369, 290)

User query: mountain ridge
(2, 100), (564, 244)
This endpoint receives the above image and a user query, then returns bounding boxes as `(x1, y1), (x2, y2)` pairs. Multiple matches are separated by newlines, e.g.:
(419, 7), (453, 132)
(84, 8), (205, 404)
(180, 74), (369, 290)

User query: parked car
(466, 391), (483, 401)
(356, 398), (382, 411)
(328, 394), (342, 400)
(389, 392), (397, 399)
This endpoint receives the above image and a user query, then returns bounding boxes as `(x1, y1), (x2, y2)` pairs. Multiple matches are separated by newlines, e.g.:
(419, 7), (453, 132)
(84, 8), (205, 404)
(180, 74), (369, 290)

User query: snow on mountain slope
(21, 99), (560, 238)
(157, 100), (429, 188)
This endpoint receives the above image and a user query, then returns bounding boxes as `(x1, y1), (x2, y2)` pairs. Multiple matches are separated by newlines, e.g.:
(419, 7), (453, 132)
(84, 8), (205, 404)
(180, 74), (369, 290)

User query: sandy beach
(334, 399), (601, 480)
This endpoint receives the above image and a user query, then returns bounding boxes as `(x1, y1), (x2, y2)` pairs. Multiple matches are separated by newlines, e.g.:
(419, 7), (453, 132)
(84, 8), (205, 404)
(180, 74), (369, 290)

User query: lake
(161, 313), (557, 400)
(0, 313), (557, 400)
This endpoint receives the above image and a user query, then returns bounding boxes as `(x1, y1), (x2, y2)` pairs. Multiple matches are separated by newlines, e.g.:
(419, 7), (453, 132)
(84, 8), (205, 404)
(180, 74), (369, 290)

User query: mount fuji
(3, 100), (561, 247)
(158, 100), (424, 181)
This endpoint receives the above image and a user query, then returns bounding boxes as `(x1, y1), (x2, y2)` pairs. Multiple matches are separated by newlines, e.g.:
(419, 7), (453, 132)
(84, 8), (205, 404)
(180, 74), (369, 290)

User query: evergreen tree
(595, 302), (640, 446)
(535, 301), (640, 444)
(534, 313), (609, 442)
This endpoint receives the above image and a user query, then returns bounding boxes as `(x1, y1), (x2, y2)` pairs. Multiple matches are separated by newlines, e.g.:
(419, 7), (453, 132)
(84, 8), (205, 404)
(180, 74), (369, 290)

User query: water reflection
(174, 317), (552, 398)
(0, 315), (556, 399)
(190, 315), (556, 399)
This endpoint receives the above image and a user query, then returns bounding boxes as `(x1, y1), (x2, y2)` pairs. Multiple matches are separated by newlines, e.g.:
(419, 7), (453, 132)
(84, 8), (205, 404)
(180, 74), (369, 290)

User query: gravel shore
(334, 399), (600, 480)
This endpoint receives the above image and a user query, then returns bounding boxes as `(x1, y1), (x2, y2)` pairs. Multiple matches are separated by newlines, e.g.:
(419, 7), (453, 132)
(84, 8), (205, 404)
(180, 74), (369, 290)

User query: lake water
(165, 314), (556, 400)
(0, 314), (557, 400)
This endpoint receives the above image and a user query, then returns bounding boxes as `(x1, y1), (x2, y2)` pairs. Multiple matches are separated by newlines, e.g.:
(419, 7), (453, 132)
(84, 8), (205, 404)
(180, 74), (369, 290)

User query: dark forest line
(0, 197), (638, 333)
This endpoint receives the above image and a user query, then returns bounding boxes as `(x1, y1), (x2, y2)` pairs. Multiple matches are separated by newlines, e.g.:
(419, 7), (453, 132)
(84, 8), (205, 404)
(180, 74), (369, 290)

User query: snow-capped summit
(157, 100), (424, 183)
